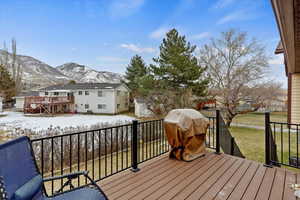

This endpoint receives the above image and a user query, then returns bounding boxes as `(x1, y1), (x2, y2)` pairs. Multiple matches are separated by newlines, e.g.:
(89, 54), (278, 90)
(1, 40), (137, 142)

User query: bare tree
(0, 38), (23, 95)
(199, 29), (277, 126)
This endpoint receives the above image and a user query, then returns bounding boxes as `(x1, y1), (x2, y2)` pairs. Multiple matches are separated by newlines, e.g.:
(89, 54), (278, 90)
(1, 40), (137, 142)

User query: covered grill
(164, 109), (209, 161)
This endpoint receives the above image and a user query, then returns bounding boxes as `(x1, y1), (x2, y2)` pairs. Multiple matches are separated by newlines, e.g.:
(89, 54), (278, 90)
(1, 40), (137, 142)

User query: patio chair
(0, 136), (108, 200)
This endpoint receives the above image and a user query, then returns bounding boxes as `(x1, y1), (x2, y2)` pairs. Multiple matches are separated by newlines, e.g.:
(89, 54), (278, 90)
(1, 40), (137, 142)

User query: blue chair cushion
(13, 175), (43, 200)
(49, 187), (106, 200)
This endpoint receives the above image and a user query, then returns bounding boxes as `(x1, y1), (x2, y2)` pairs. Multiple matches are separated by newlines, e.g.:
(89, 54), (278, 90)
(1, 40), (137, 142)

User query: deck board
(98, 152), (300, 200)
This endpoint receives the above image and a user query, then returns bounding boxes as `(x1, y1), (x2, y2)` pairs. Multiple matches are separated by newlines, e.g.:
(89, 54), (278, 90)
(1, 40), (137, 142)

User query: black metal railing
(30, 110), (241, 196)
(265, 112), (300, 169)
(30, 119), (170, 195)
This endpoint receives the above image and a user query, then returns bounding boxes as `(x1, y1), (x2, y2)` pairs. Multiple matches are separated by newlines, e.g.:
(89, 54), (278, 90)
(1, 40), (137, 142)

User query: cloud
(109, 0), (145, 18)
(149, 27), (170, 39)
(120, 44), (156, 53)
(269, 54), (284, 65)
(213, 0), (236, 9)
(191, 32), (210, 40)
(97, 56), (128, 63)
(217, 10), (254, 25)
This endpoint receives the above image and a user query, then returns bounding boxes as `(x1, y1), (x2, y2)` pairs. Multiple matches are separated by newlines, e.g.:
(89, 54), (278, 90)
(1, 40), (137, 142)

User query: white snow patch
(0, 111), (135, 132)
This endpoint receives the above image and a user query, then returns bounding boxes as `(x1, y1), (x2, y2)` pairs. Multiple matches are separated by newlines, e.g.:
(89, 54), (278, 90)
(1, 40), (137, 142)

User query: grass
(0, 130), (8, 144)
(232, 112), (287, 127)
(229, 126), (300, 172)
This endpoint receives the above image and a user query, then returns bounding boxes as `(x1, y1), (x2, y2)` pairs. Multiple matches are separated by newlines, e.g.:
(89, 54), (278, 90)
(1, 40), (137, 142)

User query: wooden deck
(99, 152), (300, 200)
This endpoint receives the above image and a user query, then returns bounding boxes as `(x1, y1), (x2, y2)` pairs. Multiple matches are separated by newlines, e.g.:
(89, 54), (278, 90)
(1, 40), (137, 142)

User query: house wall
(37, 84), (129, 114)
(115, 85), (130, 113)
(291, 73), (300, 124)
(39, 91), (69, 97)
(15, 97), (25, 111)
(134, 101), (153, 118)
(72, 89), (115, 114)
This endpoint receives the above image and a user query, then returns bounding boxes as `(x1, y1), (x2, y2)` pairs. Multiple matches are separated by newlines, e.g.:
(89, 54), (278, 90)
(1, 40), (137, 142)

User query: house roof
(40, 83), (123, 91)
(271, 0), (300, 73)
(135, 98), (147, 104)
(17, 91), (39, 97)
(275, 41), (284, 54)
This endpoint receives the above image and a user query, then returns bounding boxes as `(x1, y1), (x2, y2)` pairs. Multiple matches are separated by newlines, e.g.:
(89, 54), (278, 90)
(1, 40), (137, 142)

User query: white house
(39, 83), (130, 114)
(0, 97), (3, 113)
(134, 98), (153, 118)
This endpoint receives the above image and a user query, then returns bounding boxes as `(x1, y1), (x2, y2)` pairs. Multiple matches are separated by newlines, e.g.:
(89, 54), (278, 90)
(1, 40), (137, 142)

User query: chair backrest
(0, 136), (40, 199)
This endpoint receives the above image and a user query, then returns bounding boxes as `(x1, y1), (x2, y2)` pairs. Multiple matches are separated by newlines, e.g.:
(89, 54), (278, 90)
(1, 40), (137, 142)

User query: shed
(134, 98), (153, 118)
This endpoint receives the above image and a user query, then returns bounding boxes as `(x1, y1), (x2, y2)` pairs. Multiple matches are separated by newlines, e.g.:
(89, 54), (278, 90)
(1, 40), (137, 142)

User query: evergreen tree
(149, 29), (209, 108)
(124, 55), (148, 96)
(0, 64), (15, 100)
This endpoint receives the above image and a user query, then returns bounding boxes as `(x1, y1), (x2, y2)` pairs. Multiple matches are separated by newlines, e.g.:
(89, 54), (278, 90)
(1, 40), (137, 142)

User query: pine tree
(150, 29), (209, 108)
(0, 64), (16, 100)
(124, 55), (148, 96)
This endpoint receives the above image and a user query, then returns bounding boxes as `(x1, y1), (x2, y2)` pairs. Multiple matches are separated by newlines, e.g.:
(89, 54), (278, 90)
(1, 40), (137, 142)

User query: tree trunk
(225, 111), (236, 127)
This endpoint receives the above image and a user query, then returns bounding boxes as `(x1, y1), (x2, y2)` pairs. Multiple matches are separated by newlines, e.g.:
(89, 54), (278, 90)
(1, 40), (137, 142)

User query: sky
(0, 0), (286, 87)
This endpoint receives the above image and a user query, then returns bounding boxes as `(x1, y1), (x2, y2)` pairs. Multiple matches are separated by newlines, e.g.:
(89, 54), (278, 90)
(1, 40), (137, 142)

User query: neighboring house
(259, 89), (288, 112)
(14, 91), (39, 112)
(0, 97), (3, 113)
(36, 83), (130, 114)
(134, 98), (153, 118)
(271, 0), (300, 123)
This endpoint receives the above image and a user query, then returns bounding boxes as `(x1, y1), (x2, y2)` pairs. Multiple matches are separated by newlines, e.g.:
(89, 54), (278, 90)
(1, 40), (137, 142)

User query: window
(78, 91), (82, 95)
(117, 90), (121, 96)
(85, 104), (89, 109)
(98, 91), (103, 97)
(98, 104), (106, 109)
(85, 91), (89, 95)
(54, 92), (59, 96)
(117, 104), (120, 109)
(45, 92), (48, 96)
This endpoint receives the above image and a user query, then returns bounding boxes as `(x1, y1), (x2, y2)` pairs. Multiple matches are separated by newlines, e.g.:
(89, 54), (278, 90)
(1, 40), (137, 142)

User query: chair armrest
(43, 171), (89, 182)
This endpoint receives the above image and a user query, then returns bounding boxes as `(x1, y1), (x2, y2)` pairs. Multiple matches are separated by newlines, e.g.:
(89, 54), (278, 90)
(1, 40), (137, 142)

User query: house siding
(291, 73), (300, 124)
(15, 97), (25, 111)
(115, 85), (130, 113)
(74, 89), (116, 114)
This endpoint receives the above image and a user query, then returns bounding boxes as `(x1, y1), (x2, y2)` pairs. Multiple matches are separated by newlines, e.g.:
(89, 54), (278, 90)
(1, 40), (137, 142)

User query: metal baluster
(61, 137), (63, 189)
(105, 129), (107, 177)
(69, 135), (72, 189)
(116, 127), (119, 172)
(111, 128), (113, 175)
(77, 134), (80, 186)
(51, 138), (54, 195)
(99, 130), (101, 180)
(121, 127), (124, 170)
(85, 133), (88, 184)
(92, 131), (95, 180)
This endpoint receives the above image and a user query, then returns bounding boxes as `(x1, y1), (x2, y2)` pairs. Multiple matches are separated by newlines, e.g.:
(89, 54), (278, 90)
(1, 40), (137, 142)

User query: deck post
(215, 110), (221, 154)
(131, 120), (140, 172)
(230, 137), (235, 155)
(264, 112), (272, 167)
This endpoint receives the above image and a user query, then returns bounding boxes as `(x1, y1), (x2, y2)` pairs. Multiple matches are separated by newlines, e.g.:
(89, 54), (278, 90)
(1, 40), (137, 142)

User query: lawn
(232, 112), (287, 127)
(229, 126), (300, 172)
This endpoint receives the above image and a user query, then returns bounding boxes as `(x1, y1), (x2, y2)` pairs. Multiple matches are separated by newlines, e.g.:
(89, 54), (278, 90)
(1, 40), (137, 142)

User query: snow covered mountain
(57, 63), (123, 84)
(0, 50), (123, 89)
(0, 50), (69, 88)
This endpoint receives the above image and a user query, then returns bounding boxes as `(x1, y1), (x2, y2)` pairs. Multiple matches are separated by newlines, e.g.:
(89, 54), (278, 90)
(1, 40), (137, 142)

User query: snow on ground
(0, 111), (135, 133)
